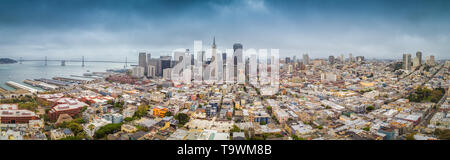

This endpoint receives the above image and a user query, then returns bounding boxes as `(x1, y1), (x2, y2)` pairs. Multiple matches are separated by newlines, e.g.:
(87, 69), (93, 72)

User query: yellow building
(360, 81), (375, 87)
(235, 103), (241, 110)
(153, 106), (167, 118)
(121, 124), (137, 133)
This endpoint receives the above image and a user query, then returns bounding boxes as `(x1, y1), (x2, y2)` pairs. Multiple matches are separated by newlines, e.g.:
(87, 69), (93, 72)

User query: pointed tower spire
(212, 36), (217, 49)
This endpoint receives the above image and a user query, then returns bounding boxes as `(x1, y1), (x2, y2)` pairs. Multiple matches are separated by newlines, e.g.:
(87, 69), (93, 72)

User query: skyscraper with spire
(212, 36), (217, 49)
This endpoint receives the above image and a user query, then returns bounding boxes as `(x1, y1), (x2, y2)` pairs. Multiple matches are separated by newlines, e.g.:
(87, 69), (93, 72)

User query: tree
(88, 124), (95, 132)
(124, 117), (134, 122)
(230, 125), (241, 133)
(81, 106), (88, 112)
(260, 121), (267, 125)
(431, 89), (444, 103)
(37, 98), (50, 107)
(174, 113), (190, 125)
(18, 102), (38, 111)
(67, 122), (83, 136)
(72, 118), (86, 124)
(106, 100), (114, 105)
(434, 129), (450, 140)
(362, 127), (370, 131)
(134, 105), (149, 118)
(316, 125), (323, 129)
(366, 105), (375, 112)
(275, 133), (283, 138)
(165, 111), (173, 117)
(94, 123), (123, 139)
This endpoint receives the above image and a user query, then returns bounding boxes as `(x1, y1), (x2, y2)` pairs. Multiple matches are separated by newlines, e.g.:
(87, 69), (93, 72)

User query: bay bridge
(18, 56), (135, 67)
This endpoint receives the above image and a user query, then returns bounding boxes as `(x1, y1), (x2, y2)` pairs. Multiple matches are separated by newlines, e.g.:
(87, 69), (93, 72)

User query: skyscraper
(139, 52), (147, 75)
(233, 43), (243, 82)
(416, 51), (422, 66)
(403, 53), (412, 70)
(329, 56), (335, 65)
(349, 53), (353, 63)
(147, 53), (152, 65)
(426, 55), (435, 66)
(303, 54), (310, 65)
(160, 56), (172, 74)
(233, 43), (243, 53)
(285, 57), (291, 64)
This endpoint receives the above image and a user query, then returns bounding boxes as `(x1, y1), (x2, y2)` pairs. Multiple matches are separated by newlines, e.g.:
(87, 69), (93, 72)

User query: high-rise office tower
(139, 52), (147, 75)
(191, 53), (195, 65)
(349, 53), (353, 63)
(416, 51), (422, 66)
(303, 54), (310, 65)
(426, 55), (435, 66)
(403, 53), (412, 70)
(233, 43), (243, 82)
(160, 56), (172, 74)
(146, 53), (152, 65)
(222, 53), (227, 64)
(329, 56), (335, 65)
(233, 43), (243, 53)
(222, 52), (227, 80)
(199, 51), (205, 65)
(413, 57), (420, 67)
(147, 65), (156, 78)
(356, 56), (365, 62)
(285, 57), (291, 64)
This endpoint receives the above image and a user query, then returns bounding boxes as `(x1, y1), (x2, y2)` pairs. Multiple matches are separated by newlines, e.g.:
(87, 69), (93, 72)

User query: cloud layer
(0, 0), (449, 61)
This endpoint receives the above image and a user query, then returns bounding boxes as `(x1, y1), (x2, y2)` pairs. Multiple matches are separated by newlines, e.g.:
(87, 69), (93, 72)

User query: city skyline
(1, 0), (450, 61)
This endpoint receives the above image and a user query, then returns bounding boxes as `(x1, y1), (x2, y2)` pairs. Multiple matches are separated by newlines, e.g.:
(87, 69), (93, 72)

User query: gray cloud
(0, 0), (449, 61)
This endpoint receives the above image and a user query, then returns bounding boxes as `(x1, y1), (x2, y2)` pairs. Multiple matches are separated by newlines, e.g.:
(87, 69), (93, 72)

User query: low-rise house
(50, 128), (74, 140)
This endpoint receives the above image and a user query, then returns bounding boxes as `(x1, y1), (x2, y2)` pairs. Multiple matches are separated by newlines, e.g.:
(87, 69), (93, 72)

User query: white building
(132, 66), (145, 78)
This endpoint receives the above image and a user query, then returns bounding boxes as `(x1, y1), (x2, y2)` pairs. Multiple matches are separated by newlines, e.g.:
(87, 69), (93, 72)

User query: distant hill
(0, 58), (18, 64)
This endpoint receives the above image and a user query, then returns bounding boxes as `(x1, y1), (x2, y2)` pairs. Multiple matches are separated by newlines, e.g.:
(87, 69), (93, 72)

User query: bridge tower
(124, 56), (128, 69)
(82, 56), (85, 67)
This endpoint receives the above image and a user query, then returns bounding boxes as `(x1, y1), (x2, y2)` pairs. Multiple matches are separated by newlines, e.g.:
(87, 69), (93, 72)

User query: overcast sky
(1, 0), (449, 61)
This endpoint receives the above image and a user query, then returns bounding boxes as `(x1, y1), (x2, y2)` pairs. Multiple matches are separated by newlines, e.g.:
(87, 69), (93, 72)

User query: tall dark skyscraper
(160, 56), (172, 75)
(139, 52), (147, 75)
(233, 43), (243, 82)
(329, 55), (335, 65)
(191, 54), (195, 65)
(233, 43), (243, 52)
(285, 57), (291, 64)
(416, 51), (422, 66)
(222, 53), (227, 63)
